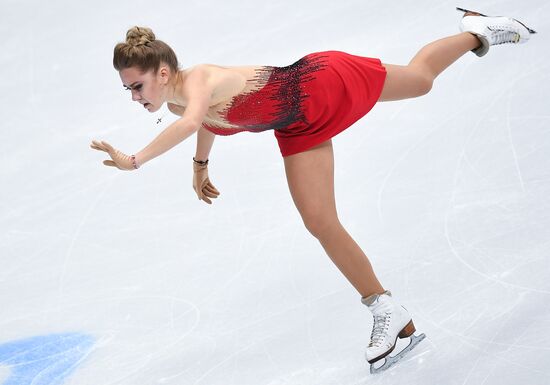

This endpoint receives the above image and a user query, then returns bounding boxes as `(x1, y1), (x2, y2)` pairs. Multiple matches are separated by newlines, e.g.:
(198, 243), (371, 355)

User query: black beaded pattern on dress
(218, 53), (329, 132)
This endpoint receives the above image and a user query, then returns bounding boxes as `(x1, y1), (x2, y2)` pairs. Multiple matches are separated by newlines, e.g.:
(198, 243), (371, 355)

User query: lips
(143, 103), (151, 108)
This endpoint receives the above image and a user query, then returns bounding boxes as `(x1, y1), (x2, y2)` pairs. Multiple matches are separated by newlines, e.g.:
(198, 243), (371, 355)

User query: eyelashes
(124, 84), (143, 91)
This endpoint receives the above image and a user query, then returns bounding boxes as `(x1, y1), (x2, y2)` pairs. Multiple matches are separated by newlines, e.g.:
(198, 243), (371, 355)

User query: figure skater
(90, 8), (535, 373)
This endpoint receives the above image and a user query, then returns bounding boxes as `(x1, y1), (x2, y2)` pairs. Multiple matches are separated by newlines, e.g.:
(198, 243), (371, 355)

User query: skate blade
(456, 7), (487, 17)
(456, 6), (537, 34)
(514, 19), (537, 34)
(369, 333), (426, 375)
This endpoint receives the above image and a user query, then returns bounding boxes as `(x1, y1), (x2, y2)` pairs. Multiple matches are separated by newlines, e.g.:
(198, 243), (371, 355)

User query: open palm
(90, 140), (135, 170)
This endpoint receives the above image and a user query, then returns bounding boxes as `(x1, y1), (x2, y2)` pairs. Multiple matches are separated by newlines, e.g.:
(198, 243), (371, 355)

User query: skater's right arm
(168, 102), (219, 204)
(167, 103), (215, 161)
(192, 126), (219, 204)
(194, 126), (215, 162)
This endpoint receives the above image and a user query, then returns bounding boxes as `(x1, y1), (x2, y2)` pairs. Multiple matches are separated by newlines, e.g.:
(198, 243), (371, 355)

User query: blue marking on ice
(0, 333), (94, 385)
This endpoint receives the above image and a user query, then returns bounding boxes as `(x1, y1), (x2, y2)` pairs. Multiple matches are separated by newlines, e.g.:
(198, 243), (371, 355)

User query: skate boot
(457, 7), (537, 57)
(362, 290), (426, 374)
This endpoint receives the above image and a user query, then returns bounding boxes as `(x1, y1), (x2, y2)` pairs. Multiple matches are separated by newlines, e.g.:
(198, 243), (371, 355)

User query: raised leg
(379, 32), (480, 101)
(283, 140), (384, 298)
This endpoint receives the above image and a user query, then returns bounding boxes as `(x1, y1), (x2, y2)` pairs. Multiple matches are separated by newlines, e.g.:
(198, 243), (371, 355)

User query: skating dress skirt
(202, 50), (387, 157)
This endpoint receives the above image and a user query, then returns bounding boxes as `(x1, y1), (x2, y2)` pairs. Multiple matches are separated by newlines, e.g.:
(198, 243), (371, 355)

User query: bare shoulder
(188, 63), (263, 105)
(180, 64), (221, 98)
(184, 63), (237, 85)
(178, 63), (265, 109)
(167, 102), (185, 116)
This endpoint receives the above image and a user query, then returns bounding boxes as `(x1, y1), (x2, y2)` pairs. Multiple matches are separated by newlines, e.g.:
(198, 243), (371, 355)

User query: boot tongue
(361, 290), (392, 308)
(369, 295), (393, 315)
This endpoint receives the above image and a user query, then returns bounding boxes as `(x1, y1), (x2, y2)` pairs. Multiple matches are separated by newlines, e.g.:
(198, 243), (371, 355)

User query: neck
(165, 70), (186, 104)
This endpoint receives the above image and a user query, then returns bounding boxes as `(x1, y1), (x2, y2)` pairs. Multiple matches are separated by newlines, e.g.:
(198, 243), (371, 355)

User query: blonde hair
(113, 26), (179, 74)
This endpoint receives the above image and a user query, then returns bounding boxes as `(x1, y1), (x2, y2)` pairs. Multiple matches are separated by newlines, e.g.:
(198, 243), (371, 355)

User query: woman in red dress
(90, 8), (534, 371)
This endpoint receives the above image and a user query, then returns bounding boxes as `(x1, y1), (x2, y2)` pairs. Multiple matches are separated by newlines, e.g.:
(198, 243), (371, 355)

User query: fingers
(201, 180), (219, 200)
(193, 184), (206, 201)
(203, 183), (219, 194)
(101, 141), (115, 152)
(202, 193), (218, 200)
(90, 140), (116, 155)
(202, 187), (219, 199)
(204, 183), (220, 195)
(92, 140), (120, 169)
(194, 184), (218, 205)
(203, 180), (220, 195)
(90, 140), (107, 152)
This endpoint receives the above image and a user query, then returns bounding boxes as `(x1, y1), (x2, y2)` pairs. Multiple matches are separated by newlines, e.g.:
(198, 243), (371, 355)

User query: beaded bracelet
(131, 155), (140, 169)
(193, 157), (209, 166)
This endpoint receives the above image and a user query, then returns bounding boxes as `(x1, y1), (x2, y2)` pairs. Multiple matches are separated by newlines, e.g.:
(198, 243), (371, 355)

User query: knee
(407, 65), (434, 97)
(416, 74), (433, 96)
(301, 213), (340, 240)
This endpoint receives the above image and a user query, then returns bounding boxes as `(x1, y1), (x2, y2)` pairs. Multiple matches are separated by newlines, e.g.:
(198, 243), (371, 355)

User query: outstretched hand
(90, 140), (136, 170)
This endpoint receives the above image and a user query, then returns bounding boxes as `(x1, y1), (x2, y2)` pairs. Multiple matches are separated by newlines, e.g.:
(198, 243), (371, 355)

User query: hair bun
(126, 26), (156, 47)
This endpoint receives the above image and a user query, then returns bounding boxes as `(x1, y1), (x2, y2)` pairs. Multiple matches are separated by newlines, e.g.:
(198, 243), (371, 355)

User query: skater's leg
(379, 32), (480, 101)
(283, 140), (384, 298)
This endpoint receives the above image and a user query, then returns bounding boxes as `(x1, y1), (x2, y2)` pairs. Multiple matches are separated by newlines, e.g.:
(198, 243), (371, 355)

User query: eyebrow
(123, 82), (141, 89)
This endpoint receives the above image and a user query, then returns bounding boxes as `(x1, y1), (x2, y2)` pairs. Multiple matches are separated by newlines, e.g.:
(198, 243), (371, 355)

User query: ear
(158, 66), (170, 85)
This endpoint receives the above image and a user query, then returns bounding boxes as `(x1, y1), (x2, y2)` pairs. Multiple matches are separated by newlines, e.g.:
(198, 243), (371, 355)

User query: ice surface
(1, 0), (549, 384)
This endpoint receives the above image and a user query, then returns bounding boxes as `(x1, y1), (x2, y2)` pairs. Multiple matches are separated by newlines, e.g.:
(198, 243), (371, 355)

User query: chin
(148, 104), (162, 113)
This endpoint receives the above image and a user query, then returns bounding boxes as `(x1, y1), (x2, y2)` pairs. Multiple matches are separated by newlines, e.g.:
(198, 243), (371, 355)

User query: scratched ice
(1, 1), (549, 384)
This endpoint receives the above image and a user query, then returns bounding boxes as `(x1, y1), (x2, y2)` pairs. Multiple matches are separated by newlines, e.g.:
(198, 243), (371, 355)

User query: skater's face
(119, 65), (170, 113)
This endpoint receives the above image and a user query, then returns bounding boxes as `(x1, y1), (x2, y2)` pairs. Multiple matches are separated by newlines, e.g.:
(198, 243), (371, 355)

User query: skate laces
(368, 312), (391, 348)
(490, 28), (520, 45)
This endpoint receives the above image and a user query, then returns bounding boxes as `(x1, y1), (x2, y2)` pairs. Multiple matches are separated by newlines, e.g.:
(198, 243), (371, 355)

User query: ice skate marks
(369, 332), (426, 374)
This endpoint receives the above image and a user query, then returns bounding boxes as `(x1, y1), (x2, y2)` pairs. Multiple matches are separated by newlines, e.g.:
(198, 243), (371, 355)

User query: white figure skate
(362, 290), (426, 374)
(457, 7), (537, 57)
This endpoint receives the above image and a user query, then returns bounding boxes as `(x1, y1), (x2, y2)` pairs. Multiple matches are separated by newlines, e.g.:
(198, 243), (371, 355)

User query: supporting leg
(283, 140), (384, 298)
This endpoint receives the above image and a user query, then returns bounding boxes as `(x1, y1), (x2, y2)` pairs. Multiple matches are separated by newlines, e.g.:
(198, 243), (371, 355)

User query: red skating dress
(202, 50), (387, 157)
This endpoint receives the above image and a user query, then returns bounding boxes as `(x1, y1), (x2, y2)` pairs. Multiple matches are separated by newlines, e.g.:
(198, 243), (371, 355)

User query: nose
(131, 89), (141, 101)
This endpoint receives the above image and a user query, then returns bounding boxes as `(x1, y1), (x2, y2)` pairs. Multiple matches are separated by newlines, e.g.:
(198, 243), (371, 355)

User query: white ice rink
(1, 0), (549, 384)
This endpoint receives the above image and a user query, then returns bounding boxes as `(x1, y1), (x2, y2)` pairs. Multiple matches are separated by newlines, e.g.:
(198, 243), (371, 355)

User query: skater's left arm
(91, 67), (214, 170)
